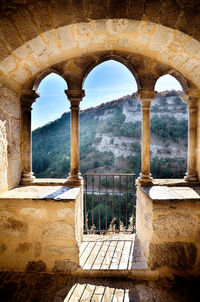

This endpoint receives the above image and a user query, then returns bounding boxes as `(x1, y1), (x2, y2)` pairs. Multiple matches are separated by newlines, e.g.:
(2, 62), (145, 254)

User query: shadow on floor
(0, 272), (200, 302)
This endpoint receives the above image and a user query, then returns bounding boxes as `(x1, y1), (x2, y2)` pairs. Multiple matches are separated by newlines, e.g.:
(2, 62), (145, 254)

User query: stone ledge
(22, 178), (69, 186)
(141, 185), (200, 203)
(0, 185), (81, 202)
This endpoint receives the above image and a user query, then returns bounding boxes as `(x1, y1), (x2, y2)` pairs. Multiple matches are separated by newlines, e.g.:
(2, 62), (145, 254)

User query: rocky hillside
(32, 91), (188, 179)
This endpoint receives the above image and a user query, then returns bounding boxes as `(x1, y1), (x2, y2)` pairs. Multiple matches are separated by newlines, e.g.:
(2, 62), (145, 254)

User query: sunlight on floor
(64, 283), (129, 302)
(79, 234), (147, 270)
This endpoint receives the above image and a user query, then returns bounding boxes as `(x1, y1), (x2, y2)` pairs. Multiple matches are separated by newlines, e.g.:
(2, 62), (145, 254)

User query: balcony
(79, 174), (147, 272)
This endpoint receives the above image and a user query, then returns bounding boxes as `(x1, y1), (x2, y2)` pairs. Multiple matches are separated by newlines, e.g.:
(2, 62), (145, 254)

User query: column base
(137, 173), (153, 186)
(184, 172), (199, 182)
(21, 172), (36, 184)
(66, 173), (83, 186)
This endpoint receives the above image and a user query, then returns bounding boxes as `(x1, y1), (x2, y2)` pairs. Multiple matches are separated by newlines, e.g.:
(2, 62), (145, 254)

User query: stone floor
(0, 272), (200, 301)
(80, 234), (147, 270)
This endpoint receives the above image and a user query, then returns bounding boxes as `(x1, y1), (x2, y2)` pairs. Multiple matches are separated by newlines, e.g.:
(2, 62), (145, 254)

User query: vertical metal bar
(99, 175), (101, 231)
(84, 175), (87, 233)
(132, 175), (135, 233)
(92, 175), (94, 227)
(112, 175), (114, 220)
(126, 175), (128, 231)
(119, 175), (121, 231)
(105, 175), (108, 230)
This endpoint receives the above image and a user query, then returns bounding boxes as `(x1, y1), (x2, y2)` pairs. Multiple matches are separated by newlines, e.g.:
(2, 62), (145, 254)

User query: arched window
(81, 59), (139, 175)
(32, 73), (70, 178)
(81, 59), (140, 233)
(151, 74), (187, 178)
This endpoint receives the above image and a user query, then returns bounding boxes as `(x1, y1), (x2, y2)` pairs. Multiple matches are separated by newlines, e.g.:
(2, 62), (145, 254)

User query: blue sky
(32, 60), (182, 130)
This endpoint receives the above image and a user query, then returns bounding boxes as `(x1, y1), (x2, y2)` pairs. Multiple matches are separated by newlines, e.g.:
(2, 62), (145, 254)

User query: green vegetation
(84, 192), (135, 232)
(151, 115), (188, 143)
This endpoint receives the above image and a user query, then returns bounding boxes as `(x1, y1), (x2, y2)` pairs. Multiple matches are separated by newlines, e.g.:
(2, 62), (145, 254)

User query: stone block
(0, 17), (22, 50)
(35, 242), (41, 258)
(56, 26), (76, 50)
(0, 120), (8, 173)
(95, 20), (107, 31)
(153, 213), (196, 239)
(10, 118), (21, 158)
(51, 1), (73, 28)
(0, 217), (28, 238)
(195, 221), (200, 242)
(52, 259), (78, 273)
(10, 159), (21, 187)
(28, 36), (48, 57)
(148, 242), (197, 271)
(42, 221), (74, 238)
(0, 37), (10, 61)
(45, 245), (78, 257)
(10, 8), (38, 42)
(29, 2), (53, 33)
(0, 55), (17, 73)
(20, 207), (47, 219)
(0, 89), (20, 118)
(16, 242), (33, 253)
(57, 208), (75, 218)
(143, 211), (152, 230)
(0, 243), (6, 253)
(26, 260), (47, 273)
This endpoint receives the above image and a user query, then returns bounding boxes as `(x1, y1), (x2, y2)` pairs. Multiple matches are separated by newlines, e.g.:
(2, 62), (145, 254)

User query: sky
(32, 60), (182, 130)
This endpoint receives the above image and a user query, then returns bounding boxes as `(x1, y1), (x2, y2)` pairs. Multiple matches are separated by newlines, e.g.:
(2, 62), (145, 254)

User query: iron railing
(83, 173), (136, 234)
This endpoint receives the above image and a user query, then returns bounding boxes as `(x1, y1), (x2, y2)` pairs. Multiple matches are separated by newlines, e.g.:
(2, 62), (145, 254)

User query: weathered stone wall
(197, 101), (200, 179)
(0, 86), (21, 193)
(136, 184), (200, 277)
(0, 186), (82, 273)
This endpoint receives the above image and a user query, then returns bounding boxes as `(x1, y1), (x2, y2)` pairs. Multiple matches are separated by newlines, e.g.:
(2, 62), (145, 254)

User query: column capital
(65, 89), (85, 105)
(21, 90), (40, 109)
(181, 92), (198, 111)
(138, 89), (157, 100)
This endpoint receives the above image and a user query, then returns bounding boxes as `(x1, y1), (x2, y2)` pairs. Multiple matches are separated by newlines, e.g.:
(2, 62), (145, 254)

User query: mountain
(32, 91), (188, 179)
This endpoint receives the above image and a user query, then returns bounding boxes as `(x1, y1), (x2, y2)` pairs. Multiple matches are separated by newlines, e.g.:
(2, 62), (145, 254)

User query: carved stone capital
(138, 89), (157, 100)
(138, 90), (156, 110)
(182, 92), (198, 111)
(65, 89), (85, 108)
(21, 90), (40, 110)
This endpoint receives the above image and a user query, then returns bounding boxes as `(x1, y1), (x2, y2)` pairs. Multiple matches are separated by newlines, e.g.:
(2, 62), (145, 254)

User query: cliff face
(88, 94), (187, 159)
(32, 92), (188, 179)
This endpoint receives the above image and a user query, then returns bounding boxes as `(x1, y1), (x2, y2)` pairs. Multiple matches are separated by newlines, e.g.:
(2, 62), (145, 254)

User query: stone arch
(82, 54), (141, 90)
(154, 69), (189, 93)
(32, 68), (67, 93)
(167, 70), (189, 92)
(0, 20), (200, 93)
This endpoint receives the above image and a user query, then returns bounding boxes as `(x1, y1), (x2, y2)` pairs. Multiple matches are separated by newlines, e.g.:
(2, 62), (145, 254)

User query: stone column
(137, 90), (156, 185)
(183, 91), (199, 182)
(65, 89), (85, 186)
(21, 91), (39, 184)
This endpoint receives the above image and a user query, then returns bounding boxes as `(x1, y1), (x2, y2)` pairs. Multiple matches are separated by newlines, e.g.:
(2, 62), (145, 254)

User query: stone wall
(136, 184), (200, 278)
(197, 101), (200, 179)
(0, 186), (82, 273)
(0, 86), (21, 193)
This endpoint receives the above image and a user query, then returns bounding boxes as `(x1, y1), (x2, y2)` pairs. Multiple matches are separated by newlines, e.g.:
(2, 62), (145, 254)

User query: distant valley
(32, 91), (188, 179)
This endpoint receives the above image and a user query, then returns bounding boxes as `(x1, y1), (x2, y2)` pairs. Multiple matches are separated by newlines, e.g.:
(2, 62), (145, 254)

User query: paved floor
(0, 272), (200, 302)
(80, 234), (147, 270)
